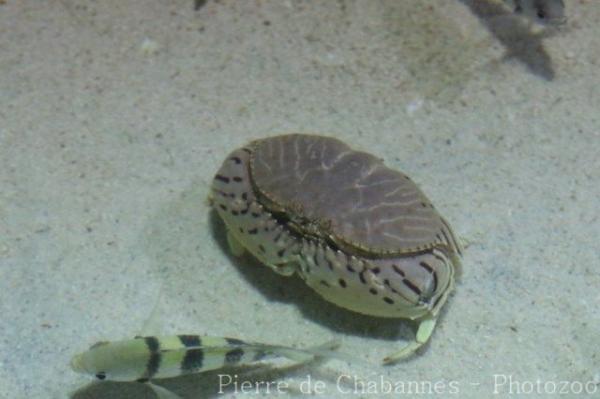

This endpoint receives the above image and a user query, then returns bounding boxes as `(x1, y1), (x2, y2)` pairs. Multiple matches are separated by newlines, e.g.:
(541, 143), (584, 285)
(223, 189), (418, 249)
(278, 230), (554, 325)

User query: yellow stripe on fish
(71, 335), (340, 383)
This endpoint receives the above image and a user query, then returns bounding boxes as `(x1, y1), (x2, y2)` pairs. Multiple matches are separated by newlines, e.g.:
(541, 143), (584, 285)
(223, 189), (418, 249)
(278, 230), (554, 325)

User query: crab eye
(537, 9), (546, 19)
(95, 372), (106, 380)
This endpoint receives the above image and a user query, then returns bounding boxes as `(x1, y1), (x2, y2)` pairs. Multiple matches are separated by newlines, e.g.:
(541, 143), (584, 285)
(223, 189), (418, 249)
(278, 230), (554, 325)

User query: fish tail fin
(269, 339), (366, 366)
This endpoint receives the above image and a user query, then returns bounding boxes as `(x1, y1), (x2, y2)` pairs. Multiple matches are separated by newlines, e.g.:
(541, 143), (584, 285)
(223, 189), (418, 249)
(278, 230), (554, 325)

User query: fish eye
(95, 372), (106, 380)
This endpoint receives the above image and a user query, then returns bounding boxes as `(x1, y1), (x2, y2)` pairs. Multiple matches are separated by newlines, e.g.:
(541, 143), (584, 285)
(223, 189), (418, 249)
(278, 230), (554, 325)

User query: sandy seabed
(1, 1), (598, 398)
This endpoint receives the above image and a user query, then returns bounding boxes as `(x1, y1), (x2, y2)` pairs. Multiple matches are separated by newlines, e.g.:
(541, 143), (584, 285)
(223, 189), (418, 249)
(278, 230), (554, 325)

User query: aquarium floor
(1, 1), (598, 398)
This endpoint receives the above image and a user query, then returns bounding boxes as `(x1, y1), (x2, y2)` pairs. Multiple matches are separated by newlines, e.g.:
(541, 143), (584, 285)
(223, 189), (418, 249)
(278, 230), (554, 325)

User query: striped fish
(71, 334), (344, 397)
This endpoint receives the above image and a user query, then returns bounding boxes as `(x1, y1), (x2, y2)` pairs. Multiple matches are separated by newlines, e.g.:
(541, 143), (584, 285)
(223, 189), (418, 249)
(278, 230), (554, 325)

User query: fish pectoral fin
(147, 382), (182, 399)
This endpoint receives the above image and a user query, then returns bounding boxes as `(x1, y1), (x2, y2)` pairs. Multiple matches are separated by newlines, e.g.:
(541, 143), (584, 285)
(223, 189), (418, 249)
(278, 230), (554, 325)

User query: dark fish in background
(503, 0), (566, 25)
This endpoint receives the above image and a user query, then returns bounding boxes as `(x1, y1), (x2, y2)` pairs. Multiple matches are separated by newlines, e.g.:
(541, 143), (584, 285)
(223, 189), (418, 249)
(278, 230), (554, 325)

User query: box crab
(211, 134), (462, 364)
